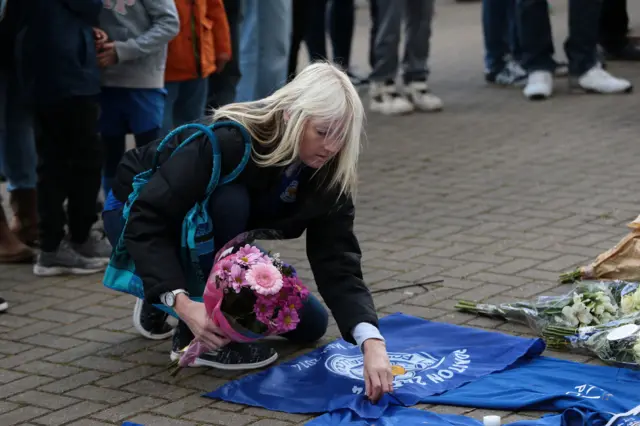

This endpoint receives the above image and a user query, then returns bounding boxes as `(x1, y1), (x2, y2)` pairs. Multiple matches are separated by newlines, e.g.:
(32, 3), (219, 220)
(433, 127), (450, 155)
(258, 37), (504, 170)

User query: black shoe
(171, 320), (194, 355)
(170, 321), (278, 370)
(132, 299), (175, 340)
(604, 43), (640, 61)
(0, 297), (7, 312)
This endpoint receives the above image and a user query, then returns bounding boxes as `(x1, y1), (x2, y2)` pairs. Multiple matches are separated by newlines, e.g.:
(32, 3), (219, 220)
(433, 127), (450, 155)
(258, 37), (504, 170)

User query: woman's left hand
(362, 339), (393, 403)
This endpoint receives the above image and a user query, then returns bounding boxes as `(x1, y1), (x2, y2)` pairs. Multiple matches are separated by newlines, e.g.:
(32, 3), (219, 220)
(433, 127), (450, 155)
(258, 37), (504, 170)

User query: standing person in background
(369, 0), (443, 115)
(235, 0), (292, 102)
(518, 0), (632, 100)
(482, 0), (526, 86)
(208, 0), (242, 108)
(0, 0), (22, 307)
(287, 0), (306, 82)
(599, 0), (640, 61)
(19, 0), (109, 275)
(303, 0), (367, 86)
(369, 0), (378, 71)
(163, 0), (231, 134)
(0, 0), (38, 249)
(98, 0), (179, 198)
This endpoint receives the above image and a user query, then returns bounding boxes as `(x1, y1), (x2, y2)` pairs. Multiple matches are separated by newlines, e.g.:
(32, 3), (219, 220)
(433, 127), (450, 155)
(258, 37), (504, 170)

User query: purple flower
(236, 244), (263, 266)
(229, 264), (246, 293)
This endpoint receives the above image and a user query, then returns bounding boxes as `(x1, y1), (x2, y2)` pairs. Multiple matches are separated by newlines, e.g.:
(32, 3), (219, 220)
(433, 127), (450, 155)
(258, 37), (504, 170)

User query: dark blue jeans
(517, 0), (601, 75)
(482, 0), (521, 74)
(102, 183), (328, 344)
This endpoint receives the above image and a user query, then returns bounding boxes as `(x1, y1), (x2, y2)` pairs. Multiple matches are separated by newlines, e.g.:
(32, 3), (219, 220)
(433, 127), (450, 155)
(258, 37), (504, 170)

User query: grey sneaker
(71, 231), (112, 264)
(33, 240), (105, 277)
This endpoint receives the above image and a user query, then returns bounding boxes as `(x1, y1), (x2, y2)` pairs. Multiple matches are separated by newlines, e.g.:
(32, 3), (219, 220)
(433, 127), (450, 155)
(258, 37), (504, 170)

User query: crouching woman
(103, 63), (394, 402)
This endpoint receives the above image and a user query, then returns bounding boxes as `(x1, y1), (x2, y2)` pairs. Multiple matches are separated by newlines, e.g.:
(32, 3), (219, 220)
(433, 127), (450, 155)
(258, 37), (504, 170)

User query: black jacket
(112, 125), (378, 344)
(16, 0), (102, 105)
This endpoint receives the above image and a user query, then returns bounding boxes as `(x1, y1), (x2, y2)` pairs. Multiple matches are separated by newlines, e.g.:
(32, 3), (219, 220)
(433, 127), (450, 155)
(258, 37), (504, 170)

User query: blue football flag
(307, 405), (640, 426)
(307, 406), (485, 426)
(206, 313), (545, 417)
(420, 355), (640, 417)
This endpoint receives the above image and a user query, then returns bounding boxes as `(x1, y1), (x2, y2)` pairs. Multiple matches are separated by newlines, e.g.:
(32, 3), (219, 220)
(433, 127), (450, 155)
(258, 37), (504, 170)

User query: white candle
(483, 415), (501, 426)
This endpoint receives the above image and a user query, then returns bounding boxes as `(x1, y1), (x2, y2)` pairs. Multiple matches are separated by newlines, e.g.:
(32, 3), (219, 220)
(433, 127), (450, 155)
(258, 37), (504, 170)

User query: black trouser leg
(35, 96), (101, 251)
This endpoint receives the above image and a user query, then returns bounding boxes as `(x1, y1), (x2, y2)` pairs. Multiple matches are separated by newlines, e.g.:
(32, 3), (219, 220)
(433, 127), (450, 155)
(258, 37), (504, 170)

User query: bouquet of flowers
(170, 231), (310, 375)
(456, 281), (621, 333)
(559, 214), (640, 284)
(456, 280), (640, 367)
(620, 282), (640, 314)
(542, 313), (640, 368)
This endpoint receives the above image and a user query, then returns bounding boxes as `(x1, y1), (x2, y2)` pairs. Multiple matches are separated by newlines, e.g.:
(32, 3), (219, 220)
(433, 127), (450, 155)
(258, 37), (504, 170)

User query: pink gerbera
(245, 263), (283, 295)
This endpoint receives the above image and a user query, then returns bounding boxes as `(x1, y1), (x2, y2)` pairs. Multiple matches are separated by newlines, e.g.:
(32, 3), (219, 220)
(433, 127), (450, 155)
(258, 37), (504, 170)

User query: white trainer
(523, 71), (554, 100)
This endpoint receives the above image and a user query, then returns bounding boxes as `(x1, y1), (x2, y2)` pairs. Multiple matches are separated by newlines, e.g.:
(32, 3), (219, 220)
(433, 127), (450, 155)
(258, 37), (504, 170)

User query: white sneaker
(523, 71), (554, 100)
(576, 65), (633, 94)
(369, 81), (414, 115)
(404, 81), (444, 112)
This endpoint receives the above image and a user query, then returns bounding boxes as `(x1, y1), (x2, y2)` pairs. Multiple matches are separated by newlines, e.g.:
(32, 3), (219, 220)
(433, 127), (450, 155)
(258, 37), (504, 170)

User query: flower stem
(558, 268), (582, 284)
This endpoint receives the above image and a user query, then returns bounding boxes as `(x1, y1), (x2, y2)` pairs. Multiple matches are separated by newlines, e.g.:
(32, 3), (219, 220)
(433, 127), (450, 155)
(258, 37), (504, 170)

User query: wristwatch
(160, 289), (189, 308)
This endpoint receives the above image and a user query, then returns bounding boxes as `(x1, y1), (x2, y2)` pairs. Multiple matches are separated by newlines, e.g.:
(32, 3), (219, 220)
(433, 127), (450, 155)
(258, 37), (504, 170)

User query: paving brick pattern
(2, 1), (640, 424)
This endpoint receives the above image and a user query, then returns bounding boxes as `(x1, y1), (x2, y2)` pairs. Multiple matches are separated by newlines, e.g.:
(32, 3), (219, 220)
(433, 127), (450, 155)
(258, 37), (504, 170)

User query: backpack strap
(151, 121), (252, 201)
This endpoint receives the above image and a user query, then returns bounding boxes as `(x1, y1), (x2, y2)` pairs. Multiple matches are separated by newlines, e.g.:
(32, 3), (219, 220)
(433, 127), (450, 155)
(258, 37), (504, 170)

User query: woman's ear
(283, 110), (291, 124)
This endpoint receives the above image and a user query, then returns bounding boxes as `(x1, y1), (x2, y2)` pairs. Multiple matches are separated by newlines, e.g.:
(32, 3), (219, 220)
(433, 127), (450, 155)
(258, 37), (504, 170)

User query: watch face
(165, 293), (175, 307)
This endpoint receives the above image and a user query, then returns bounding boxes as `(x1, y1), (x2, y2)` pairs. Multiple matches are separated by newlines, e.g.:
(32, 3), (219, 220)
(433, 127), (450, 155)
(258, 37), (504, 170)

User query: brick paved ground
(2, 1), (640, 425)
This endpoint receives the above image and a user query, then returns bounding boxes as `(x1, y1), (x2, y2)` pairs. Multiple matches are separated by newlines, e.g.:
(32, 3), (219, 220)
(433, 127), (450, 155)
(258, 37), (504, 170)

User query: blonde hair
(211, 62), (364, 198)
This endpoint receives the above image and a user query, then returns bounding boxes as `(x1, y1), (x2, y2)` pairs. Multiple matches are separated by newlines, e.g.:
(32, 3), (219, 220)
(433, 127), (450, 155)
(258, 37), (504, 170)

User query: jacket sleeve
(123, 127), (248, 303)
(60, 0), (102, 24)
(208, 0), (231, 60)
(306, 196), (379, 345)
(114, 0), (180, 63)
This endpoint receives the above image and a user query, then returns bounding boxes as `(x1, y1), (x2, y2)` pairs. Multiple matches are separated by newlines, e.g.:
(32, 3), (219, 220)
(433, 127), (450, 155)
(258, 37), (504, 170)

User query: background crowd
(0, 0), (636, 299)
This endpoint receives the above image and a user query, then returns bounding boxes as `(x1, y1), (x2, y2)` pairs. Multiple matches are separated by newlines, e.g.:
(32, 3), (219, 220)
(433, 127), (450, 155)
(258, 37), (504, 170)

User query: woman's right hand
(174, 294), (230, 350)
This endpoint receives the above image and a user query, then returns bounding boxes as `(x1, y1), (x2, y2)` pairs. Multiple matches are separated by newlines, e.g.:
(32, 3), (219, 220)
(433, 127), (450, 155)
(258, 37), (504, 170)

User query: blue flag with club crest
(418, 355), (640, 424)
(307, 355), (640, 426)
(206, 313), (546, 418)
(307, 405), (640, 426)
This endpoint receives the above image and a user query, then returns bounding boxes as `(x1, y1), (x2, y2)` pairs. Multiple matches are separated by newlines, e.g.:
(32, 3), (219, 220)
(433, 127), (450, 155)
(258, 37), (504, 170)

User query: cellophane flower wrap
(456, 280), (640, 367)
(543, 311), (640, 368)
(173, 231), (310, 371)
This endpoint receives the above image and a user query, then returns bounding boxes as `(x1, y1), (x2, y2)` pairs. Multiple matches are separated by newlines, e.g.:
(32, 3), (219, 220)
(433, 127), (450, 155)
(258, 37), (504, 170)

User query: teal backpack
(103, 122), (252, 318)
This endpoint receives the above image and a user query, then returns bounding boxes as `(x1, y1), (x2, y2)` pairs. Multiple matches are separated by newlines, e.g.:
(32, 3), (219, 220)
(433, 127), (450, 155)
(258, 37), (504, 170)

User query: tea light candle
(483, 415), (501, 426)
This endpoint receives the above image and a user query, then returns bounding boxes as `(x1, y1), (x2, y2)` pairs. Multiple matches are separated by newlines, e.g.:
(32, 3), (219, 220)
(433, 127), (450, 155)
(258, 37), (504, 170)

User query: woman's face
(298, 120), (344, 169)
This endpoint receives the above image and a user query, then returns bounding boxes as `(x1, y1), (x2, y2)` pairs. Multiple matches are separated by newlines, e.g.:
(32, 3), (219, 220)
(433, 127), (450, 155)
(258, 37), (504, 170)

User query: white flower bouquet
(619, 282), (640, 315)
(456, 280), (640, 367)
(456, 281), (622, 333)
(543, 313), (640, 368)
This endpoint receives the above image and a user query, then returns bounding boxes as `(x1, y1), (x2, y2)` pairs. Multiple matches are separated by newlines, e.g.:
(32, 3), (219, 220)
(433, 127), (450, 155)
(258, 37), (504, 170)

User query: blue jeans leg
(162, 79), (208, 136)
(508, 0), (522, 63)
(101, 135), (126, 199)
(516, 0), (556, 73)
(236, 0), (292, 102)
(0, 69), (37, 191)
(482, 0), (516, 73)
(564, 0), (601, 76)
